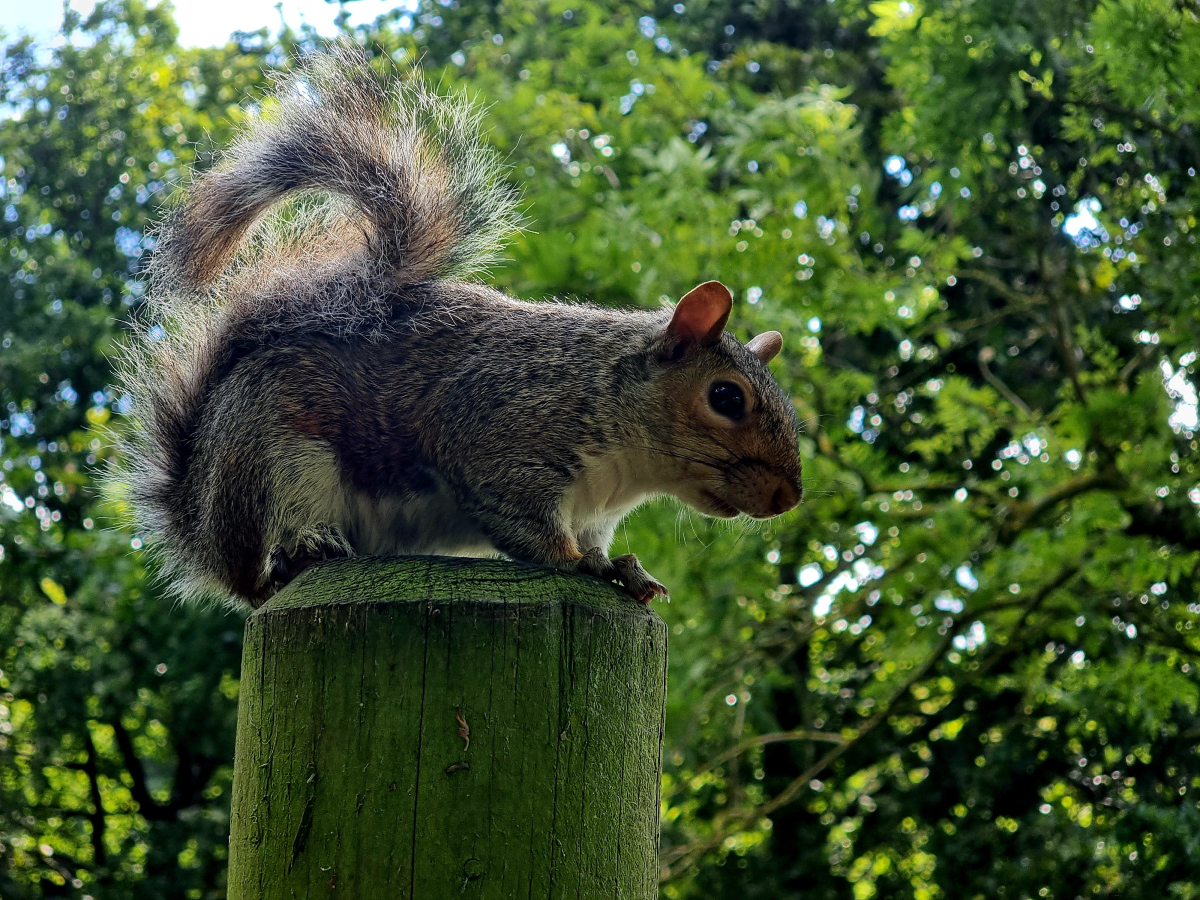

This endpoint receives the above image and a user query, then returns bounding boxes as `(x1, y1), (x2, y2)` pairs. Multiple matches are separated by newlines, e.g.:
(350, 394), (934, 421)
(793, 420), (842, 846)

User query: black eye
(708, 381), (745, 421)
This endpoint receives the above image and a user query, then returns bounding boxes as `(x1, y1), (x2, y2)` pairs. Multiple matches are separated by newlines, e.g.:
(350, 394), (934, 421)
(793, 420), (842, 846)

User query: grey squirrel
(116, 43), (802, 608)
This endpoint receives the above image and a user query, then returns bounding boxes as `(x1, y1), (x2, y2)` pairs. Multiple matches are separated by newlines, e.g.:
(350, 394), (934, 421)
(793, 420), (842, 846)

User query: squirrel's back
(115, 42), (523, 603)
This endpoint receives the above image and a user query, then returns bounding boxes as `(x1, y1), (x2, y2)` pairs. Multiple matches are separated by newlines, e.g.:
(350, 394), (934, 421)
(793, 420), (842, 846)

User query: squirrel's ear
(664, 281), (732, 349)
(747, 331), (783, 363)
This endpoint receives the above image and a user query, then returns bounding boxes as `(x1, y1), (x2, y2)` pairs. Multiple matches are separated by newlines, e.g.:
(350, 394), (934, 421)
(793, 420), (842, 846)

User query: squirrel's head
(644, 281), (802, 520)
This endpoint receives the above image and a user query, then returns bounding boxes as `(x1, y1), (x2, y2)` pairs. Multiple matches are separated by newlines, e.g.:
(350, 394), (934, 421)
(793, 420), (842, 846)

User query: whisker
(684, 512), (722, 560)
(643, 441), (734, 475)
(693, 430), (744, 463)
(632, 442), (731, 473)
(801, 478), (856, 493)
(726, 519), (755, 555)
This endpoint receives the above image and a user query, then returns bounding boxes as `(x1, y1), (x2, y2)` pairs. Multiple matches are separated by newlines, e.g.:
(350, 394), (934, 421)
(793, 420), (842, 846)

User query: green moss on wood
(227, 556), (667, 899)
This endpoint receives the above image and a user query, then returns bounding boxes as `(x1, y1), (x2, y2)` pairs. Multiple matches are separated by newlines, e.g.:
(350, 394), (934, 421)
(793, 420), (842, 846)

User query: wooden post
(226, 556), (668, 899)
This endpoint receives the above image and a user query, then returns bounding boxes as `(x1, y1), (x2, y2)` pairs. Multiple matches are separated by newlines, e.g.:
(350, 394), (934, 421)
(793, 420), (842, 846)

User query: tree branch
(954, 269), (1045, 310)
(110, 718), (175, 822)
(659, 560), (1085, 878)
(1000, 469), (1119, 540)
(661, 623), (955, 874)
(1118, 343), (1157, 393)
(1073, 99), (1200, 168)
(81, 726), (107, 867)
(663, 730), (845, 802)
(978, 350), (1035, 418)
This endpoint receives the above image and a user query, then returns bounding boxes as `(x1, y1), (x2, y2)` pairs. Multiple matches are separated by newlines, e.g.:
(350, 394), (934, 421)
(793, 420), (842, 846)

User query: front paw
(577, 548), (668, 604)
(611, 554), (669, 605)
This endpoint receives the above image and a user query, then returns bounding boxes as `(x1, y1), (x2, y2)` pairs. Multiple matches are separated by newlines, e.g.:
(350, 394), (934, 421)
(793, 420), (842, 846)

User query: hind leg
(266, 522), (355, 594)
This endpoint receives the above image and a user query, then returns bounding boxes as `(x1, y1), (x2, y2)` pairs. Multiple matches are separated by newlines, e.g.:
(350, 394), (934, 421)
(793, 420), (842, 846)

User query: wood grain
(227, 556), (667, 899)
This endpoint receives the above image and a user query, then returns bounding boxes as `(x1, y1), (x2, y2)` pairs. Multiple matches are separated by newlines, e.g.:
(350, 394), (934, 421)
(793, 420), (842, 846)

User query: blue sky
(0, 0), (413, 47)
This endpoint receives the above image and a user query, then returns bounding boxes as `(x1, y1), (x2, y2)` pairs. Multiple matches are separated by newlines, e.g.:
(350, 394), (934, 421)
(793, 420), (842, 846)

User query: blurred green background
(2, 0), (1199, 897)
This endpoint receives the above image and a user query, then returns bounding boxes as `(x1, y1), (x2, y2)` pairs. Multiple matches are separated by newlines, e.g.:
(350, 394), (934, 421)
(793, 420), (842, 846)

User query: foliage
(0, 5), (266, 895)
(1, 0), (1198, 897)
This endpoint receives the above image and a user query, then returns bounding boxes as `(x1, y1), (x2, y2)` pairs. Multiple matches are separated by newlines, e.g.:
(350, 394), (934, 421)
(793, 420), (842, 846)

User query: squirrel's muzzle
(733, 465), (802, 520)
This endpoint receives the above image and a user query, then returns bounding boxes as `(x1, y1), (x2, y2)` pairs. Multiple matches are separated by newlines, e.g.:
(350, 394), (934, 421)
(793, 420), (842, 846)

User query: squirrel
(115, 42), (802, 608)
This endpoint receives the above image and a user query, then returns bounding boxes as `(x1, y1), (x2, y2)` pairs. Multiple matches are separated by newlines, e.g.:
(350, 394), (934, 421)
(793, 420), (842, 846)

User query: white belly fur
(344, 485), (495, 557)
(559, 450), (657, 541)
(270, 441), (494, 558)
(271, 442), (654, 561)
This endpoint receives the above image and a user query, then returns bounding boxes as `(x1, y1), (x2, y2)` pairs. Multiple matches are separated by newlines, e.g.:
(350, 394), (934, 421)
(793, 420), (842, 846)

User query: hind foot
(266, 523), (355, 593)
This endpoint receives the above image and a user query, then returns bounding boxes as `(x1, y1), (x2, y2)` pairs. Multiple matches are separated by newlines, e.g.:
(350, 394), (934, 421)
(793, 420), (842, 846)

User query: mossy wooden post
(226, 556), (668, 899)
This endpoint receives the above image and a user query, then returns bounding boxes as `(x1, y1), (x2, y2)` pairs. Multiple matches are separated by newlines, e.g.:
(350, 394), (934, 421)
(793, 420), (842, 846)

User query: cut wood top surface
(262, 555), (663, 617)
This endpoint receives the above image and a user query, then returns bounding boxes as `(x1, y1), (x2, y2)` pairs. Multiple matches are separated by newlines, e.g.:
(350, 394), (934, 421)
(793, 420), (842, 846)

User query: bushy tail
(152, 39), (521, 295)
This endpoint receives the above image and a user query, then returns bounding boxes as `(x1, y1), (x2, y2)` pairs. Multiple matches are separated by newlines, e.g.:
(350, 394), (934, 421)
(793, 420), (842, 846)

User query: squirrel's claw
(611, 554), (668, 605)
(578, 548), (667, 604)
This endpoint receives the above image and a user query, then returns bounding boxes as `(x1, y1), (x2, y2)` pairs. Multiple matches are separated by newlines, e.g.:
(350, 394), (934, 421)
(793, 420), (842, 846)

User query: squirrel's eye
(708, 381), (746, 421)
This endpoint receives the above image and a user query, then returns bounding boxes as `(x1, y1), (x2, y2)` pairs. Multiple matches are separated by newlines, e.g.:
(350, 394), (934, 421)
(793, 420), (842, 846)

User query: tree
(1, 0), (1197, 897)
(0, 4), (271, 895)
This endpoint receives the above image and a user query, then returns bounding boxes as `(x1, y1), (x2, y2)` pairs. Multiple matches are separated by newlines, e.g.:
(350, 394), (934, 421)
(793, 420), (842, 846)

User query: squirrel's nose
(769, 477), (801, 515)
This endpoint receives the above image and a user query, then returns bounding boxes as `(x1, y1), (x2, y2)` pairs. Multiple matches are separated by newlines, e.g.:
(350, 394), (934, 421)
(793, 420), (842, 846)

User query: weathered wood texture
(226, 556), (668, 899)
